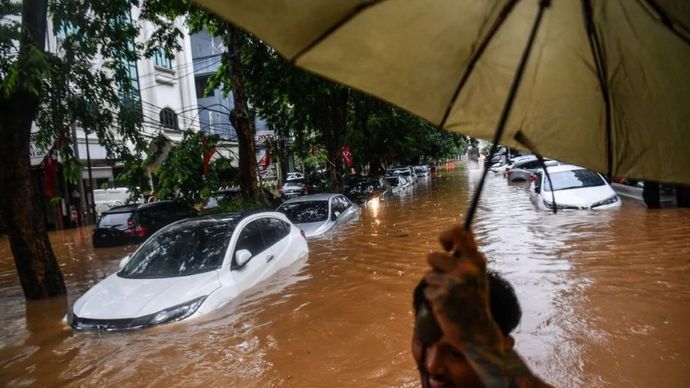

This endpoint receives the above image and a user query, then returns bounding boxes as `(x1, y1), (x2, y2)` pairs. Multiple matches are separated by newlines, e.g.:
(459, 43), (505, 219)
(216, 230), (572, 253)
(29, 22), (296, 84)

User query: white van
(93, 187), (141, 216)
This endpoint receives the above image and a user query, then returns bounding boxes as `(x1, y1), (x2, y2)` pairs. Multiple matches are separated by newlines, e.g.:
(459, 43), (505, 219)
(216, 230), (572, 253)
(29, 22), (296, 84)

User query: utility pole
(84, 129), (96, 223)
(70, 122), (88, 226)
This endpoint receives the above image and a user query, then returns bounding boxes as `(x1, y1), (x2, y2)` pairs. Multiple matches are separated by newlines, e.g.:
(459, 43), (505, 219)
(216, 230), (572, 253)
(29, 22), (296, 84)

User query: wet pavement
(1, 161), (689, 387)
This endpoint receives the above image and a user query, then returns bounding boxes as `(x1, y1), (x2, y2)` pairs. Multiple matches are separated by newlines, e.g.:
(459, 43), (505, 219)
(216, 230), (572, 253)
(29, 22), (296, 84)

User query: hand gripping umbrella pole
(417, 1), (551, 387)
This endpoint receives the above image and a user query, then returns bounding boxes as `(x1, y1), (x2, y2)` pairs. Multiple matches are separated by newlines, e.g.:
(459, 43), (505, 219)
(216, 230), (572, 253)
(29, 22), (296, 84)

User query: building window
(160, 108), (178, 130)
(195, 75), (211, 98)
(154, 48), (173, 70)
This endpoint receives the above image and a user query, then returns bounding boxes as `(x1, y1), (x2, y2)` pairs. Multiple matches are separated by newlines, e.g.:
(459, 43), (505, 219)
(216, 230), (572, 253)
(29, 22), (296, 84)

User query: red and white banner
(258, 152), (271, 169)
(340, 145), (353, 168)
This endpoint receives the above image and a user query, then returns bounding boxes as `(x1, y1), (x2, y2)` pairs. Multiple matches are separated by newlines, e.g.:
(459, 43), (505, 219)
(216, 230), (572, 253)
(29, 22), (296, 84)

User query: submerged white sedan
(277, 193), (359, 237)
(529, 164), (621, 210)
(68, 212), (308, 331)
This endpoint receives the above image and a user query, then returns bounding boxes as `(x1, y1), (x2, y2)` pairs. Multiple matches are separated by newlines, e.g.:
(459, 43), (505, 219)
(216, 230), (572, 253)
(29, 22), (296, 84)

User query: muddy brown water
(1, 162), (689, 387)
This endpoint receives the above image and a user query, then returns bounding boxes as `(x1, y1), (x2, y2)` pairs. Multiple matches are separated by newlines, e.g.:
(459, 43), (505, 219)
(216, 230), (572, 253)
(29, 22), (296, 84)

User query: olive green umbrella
(196, 0), (690, 186)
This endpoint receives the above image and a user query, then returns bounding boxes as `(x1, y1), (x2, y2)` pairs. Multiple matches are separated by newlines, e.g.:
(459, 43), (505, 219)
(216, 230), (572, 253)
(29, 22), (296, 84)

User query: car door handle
(266, 254), (274, 263)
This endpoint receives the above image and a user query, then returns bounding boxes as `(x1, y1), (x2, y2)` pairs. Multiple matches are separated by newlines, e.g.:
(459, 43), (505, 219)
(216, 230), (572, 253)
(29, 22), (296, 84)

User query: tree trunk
(226, 24), (258, 201)
(318, 87), (348, 192)
(0, 0), (66, 299)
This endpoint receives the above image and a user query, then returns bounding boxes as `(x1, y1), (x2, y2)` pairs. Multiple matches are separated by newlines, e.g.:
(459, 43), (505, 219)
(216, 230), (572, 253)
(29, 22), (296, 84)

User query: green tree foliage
(236, 43), (466, 180)
(0, 0), (181, 299)
(153, 131), (230, 206)
(347, 91), (468, 172)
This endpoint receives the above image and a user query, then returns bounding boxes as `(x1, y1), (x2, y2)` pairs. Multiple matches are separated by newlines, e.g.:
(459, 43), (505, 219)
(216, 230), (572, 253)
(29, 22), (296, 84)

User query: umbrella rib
(582, 0), (613, 179)
(438, 0), (519, 129)
(464, 0), (551, 230)
(290, 0), (389, 64)
(639, 0), (690, 45)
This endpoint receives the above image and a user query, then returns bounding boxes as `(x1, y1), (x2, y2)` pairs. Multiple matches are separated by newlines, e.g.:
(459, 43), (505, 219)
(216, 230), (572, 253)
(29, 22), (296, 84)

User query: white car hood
(549, 185), (616, 208)
(73, 271), (221, 319)
(296, 220), (332, 237)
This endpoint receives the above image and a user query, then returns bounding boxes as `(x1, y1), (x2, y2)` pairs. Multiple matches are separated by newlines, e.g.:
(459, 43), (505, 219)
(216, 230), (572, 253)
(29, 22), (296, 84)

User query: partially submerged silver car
(276, 193), (359, 237)
(507, 158), (559, 182)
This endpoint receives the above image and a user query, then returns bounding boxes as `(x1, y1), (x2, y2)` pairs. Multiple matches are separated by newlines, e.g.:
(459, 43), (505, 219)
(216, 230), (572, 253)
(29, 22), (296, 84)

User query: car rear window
(544, 169), (606, 191)
(277, 201), (329, 223)
(387, 177), (400, 186)
(119, 219), (237, 279)
(98, 212), (134, 227)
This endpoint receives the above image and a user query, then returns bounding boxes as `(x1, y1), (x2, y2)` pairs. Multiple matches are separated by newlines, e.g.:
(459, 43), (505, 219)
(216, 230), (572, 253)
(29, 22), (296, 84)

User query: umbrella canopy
(196, 0), (690, 184)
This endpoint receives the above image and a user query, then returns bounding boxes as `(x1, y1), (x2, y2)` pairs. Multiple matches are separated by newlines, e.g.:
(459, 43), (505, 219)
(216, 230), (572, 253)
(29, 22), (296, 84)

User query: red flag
(41, 130), (66, 198)
(43, 150), (59, 197)
(258, 152), (271, 169)
(202, 148), (216, 176)
(340, 145), (353, 168)
(202, 137), (216, 176)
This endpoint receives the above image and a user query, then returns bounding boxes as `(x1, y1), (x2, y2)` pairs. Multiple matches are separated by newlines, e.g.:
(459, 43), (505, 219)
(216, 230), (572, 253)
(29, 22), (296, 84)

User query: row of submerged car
(278, 164), (432, 202)
(92, 165), (433, 249)
(490, 155), (621, 210)
(76, 167), (434, 331)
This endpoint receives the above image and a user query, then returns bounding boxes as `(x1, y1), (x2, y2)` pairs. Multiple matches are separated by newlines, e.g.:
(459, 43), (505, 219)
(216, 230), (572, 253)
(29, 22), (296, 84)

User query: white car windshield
(544, 169), (606, 192)
(347, 180), (379, 195)
(119, 218), (237, 279)
(278, 201), (329, 223)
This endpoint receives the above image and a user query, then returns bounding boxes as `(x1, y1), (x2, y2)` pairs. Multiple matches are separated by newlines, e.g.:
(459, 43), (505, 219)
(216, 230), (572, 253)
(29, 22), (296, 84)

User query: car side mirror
(332, 211), (341, 221)
(235, 249), (252, 267)
(118, 255), (130, 269)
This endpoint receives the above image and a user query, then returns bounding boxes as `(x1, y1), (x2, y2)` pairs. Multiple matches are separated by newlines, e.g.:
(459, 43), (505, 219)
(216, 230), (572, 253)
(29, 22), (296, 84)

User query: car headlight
(65, 308), (74, 325)
(591, 195), (619, 208)
(148, 296), (207, 326)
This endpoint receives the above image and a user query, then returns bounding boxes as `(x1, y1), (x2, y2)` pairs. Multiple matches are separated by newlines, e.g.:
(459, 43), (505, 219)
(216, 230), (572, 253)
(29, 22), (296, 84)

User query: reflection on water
(1, 162), (690, 387)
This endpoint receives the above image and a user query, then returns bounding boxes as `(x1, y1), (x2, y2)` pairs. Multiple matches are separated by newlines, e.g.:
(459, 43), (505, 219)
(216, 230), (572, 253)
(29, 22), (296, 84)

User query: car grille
(72, 315), (150, 331)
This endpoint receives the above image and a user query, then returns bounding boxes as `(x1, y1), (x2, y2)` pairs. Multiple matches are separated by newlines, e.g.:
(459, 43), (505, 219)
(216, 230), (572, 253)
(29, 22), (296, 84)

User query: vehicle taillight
(127, 218), (134, 227)
(303, 184), (309, 194)
(506, 168), (512, 176)
(134, 225), (148, 237)
(530, 174), (537, 182)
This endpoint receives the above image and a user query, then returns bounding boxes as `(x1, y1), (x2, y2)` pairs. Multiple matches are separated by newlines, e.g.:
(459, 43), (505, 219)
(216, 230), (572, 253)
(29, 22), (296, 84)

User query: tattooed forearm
(462, 345), (553, 388)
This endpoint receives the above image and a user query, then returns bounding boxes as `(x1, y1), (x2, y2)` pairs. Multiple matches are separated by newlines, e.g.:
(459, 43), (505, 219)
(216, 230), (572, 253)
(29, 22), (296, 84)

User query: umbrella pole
(463, 0), (551, 230)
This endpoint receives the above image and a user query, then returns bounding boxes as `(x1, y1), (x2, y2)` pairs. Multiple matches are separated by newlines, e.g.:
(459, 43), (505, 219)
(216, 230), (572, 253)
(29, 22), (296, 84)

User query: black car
(92, 201), (196, 248)
(344, 177), (392, 204)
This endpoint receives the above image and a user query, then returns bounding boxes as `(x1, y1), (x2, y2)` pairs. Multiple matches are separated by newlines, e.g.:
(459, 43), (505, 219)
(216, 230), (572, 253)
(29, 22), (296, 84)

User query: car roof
(545, 164), (586, 173)
(513, 158), (543, 167)
(509, 155), (536, 162)
(163, 211), (289, 229)
(281, 193), (340, 203)
(102, 204), (140, 213)
(102, 200), (185, 214)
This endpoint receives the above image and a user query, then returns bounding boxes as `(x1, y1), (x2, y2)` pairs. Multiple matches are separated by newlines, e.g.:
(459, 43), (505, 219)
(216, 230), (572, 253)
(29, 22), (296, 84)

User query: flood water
(1, 161), (689, 387)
